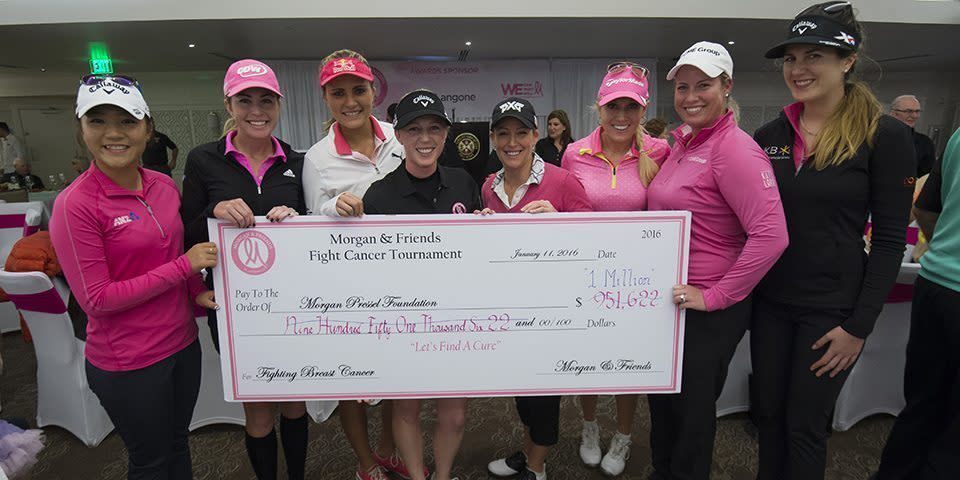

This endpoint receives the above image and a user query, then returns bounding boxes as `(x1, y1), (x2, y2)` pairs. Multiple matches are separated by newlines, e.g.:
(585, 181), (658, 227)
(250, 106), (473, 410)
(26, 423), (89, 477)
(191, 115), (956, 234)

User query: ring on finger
(680, 293), (686, 304)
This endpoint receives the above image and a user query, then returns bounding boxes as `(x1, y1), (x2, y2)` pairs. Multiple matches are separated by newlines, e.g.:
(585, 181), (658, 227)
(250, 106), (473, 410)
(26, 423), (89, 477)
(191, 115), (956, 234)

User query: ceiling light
(728, 41), (735, 45)
(40, 68), (46, 72)
(188, 43), (196, 48)
(465, 41), (472, 46)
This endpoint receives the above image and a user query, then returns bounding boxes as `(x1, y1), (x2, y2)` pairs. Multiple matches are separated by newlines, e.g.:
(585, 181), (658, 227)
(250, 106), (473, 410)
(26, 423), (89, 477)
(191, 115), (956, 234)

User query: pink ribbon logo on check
(231, 230), (276, 275)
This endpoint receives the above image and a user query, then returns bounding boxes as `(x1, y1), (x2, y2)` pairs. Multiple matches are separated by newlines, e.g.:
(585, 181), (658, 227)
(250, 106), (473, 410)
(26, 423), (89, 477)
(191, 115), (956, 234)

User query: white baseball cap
(75, 75), (150, 120)
(666, 41), (734, 81)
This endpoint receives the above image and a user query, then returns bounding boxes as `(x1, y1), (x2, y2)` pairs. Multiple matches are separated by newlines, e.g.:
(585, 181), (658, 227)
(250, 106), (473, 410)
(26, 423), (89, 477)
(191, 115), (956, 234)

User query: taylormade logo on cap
(237, 64), (267, 78)
(605, 77), (646, 88)
(498, 101), (525, 113)
(413, 95), (435, 107)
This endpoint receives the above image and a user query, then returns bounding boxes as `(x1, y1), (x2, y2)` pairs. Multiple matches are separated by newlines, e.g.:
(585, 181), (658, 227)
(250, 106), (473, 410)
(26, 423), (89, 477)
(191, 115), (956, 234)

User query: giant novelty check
(210, 212), (690, 401)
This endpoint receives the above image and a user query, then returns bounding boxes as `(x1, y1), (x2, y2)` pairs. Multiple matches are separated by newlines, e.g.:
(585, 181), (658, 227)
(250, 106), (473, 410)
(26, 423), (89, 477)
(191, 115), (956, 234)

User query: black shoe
(487, 451), (527, 477)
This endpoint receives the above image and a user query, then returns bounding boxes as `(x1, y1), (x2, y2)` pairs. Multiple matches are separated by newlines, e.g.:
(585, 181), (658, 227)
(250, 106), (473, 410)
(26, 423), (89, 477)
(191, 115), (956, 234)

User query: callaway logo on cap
(765, 13), (860, 58)
(413, 95), (435, 107)
(393, 89), (451, 129)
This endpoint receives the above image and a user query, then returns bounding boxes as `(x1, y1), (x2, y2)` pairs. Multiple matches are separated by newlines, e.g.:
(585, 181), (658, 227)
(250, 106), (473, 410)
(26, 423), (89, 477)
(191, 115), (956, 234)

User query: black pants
(877, 276), (960, 480)
(515, 396), (561, 446)
(751, 297), (854, 480)
(87, 340), (202, 480)
(648, 297), (751, 480)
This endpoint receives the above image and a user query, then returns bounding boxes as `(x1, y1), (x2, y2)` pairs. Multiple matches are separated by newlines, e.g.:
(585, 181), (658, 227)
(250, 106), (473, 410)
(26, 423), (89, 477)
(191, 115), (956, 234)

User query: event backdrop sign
(372, 60), (554, 122)
(210, 212), (690, 402)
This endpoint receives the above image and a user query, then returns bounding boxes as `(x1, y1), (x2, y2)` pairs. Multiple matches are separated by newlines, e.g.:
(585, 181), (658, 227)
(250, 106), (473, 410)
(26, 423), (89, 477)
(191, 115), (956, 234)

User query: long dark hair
(546, 110), (573, 145)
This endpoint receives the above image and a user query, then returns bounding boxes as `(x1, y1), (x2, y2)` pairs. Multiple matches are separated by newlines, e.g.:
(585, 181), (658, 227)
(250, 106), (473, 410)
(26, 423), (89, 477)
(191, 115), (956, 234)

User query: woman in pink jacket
(645, 42), (788, 480)
(560, 62), (669, 476)
(50, 75), (218, 480)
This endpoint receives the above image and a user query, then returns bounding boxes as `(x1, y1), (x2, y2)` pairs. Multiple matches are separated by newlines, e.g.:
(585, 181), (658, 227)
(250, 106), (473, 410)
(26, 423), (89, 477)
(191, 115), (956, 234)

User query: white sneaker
(487, 451), (527, 477)
(600, 433), (632, 476)
(579, 421), (602, 467)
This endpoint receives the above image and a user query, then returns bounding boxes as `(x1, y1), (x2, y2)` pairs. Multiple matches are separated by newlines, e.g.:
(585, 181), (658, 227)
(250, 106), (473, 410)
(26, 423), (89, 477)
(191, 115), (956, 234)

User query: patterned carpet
(1, 332), (890, 480)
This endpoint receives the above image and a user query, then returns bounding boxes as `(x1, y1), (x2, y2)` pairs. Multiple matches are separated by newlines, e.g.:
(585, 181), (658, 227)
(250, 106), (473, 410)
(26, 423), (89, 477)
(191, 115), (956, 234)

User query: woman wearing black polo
(752, 3), (916, 479)
(363, 89), (479, 480)
(181, 59), (307, 480)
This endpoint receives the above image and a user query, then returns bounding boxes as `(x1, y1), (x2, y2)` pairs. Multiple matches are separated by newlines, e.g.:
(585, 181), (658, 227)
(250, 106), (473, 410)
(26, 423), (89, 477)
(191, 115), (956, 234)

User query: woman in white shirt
(301, 49), (411, 480)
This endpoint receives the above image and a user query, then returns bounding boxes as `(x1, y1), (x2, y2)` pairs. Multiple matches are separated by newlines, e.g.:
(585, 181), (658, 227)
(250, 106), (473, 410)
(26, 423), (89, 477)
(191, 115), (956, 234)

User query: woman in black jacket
(181, 59), (307, 480)
(751, 3), (916, 480)
(533, 109), (572, 167)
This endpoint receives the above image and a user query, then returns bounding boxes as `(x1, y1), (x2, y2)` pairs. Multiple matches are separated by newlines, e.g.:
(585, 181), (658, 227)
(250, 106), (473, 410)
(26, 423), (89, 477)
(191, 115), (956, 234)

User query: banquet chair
(832, 225), (922, 430)
(0, 201), (45, 333)
(0, 270), (113, 446)
(189, 316), (245, 430)
(716, 330), (752, 417)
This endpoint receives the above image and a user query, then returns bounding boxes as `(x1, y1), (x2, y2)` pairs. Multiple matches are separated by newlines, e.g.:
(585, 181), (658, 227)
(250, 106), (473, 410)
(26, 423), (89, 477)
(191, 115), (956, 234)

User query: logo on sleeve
(113, 211), (141, 227)
(761, 170), (777, 189)
(283, 169), (296, 178)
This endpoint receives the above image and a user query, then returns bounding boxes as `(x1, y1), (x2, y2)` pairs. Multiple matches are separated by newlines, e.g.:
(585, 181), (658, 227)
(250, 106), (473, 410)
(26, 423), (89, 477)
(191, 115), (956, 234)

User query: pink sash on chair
(7, 287), (67, 314)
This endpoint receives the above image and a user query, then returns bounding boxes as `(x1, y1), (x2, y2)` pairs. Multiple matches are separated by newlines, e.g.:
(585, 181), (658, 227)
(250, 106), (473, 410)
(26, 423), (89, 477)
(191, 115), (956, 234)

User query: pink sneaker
(356, 465), (388, 480)
(373, 451), (429, 479)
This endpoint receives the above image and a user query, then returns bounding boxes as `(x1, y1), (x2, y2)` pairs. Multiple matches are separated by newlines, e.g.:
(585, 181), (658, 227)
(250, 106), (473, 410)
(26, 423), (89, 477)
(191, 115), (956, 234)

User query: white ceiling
(0, 17), (958, 78)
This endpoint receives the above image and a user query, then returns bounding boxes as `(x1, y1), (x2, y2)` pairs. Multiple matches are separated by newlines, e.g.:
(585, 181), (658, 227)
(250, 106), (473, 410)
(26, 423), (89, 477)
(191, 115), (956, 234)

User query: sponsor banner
(372, 60), (554, 121)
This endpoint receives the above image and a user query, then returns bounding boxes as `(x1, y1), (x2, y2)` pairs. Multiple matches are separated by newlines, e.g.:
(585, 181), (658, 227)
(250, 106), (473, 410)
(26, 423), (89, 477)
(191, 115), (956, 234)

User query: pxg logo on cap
(237, 63), (268, 78)
(498, 101), (525, 113)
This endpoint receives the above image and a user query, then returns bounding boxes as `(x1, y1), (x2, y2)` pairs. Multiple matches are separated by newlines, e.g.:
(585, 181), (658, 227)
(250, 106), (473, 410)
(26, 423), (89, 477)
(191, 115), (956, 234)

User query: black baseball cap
(765, 14), (860, 59)
(491, 97), (537, 130)
(393, 90), (451, 129)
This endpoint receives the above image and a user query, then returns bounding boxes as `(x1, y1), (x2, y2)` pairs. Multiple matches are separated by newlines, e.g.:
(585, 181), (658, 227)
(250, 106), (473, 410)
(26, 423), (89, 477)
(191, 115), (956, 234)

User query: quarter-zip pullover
(50, 164), (205, 371)
(561, 127), (669, 211)
(648, 110), (788, 311)
(753, 105), (915, 338)
(180, 134), (305, 249)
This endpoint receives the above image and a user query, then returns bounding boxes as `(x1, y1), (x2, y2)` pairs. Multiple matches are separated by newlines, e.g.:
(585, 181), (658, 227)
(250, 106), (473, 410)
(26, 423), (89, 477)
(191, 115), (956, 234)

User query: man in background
(0, 122), (25, 175)
(890, 95), (937, 177)
(141, 129), (178, 177)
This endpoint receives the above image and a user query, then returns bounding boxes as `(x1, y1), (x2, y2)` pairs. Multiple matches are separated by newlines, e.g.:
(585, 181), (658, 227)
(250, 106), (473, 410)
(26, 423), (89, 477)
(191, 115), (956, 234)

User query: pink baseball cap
(319, 57), (375, 87)
(223, 59), (283, 97)
(597, 68), (650, 107)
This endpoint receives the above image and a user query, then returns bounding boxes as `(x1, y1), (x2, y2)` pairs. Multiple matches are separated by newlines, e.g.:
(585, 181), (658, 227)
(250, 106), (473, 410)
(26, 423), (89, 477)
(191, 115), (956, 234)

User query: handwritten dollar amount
(586, 290), (663, 309)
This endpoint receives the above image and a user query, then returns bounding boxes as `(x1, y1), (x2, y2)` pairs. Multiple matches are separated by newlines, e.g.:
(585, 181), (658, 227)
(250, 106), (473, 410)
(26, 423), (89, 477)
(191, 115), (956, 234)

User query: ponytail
(811, 81), (881, 170)
(635, 125), (660, 187)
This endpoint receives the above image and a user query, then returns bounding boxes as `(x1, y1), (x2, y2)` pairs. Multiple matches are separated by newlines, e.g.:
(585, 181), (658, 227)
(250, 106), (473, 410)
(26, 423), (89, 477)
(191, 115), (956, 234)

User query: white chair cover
(0, 201), (45, 333)
(0, 271), (113, 446)
(306, 400), (338, 424)
(190, 317), (245, 430)
(717, 331), (753, 417)
(832, 262), (920, 431)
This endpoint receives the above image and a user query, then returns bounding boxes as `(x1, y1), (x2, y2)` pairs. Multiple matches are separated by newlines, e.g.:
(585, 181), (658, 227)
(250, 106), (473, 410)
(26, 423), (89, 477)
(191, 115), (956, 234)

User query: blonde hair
(634, 125), (660, 187)
(809, 81), (881, 170)
(596, 99), (660, 187)
(222, 117), (236, 137)
(320, 49), (374, 133)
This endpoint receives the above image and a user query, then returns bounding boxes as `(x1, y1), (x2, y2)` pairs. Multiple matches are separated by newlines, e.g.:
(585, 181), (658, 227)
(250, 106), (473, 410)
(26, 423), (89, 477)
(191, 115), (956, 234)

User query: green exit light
(88, 42), (114, 75)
